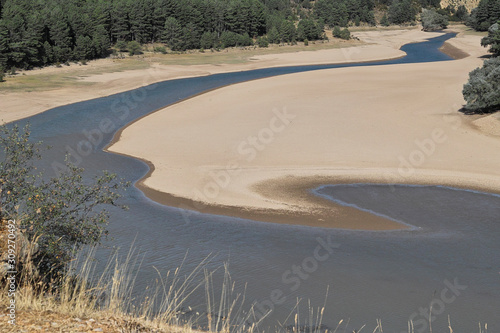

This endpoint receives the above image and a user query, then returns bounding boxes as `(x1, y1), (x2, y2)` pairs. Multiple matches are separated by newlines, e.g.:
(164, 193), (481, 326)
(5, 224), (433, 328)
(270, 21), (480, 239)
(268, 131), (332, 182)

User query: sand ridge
(107, 28), (500, 230)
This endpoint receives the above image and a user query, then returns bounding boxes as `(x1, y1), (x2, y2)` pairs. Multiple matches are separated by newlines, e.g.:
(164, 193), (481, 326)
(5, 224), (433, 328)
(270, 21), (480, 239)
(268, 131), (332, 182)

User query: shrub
(127, 41), (142, 56)
(154, 46), (167, 54)
(462, 57), (500, 112)
(0, 68), (4, 82)
(304, 38), (309, 46)
(115, 40), (128, 52)
(0, 124), (129, 282)
(256, 36), (269, 48)
(333, 26), (351, 40)
(340, 28), (351, 40)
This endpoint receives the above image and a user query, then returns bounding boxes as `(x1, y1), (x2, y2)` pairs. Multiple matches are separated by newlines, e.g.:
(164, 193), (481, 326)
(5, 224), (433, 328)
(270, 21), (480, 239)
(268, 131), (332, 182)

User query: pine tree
(162, 16), (183, 50)
(0, 20), (9, 69)
(49, 9), (73, 62)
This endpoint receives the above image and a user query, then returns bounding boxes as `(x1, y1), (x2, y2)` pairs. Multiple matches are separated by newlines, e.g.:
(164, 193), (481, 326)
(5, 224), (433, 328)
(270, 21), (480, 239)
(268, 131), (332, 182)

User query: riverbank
(107, 27), (500, 230)
(0, 28), (403, 124)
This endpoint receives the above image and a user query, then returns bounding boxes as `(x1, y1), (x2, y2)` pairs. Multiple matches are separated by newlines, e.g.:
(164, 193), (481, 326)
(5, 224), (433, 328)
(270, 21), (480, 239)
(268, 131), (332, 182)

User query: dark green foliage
(455, 5), (469, 21)
(153, 46), (167, 54)
(421, 9), (449, 31)
(256, 36), (269, 47)
(333, 26), (351, 39)
(127, 41), (142, 55)
(380, 13), (390, 26)
(0, 0), (323, 70)
(297, 18), (323, 41)
(279, 20), (297, 43)
(162, 16), (183, 50)
(468, 0), (500, 31)
(314, 0), (374, 27)
(115, 40), (128, 52)
(220, 31), (253, 48)
(463, 57), (500, 112)
(481, 22), (500, 56)
(200, 31), (218, 49)
(0, 68), (4, 82)
(388, 0), (417, 25)
(0, 124), (128, 280)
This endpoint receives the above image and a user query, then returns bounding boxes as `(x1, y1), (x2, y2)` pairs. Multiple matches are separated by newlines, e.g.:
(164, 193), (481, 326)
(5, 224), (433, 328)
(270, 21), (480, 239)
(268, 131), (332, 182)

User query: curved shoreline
(108, 28), (500, 231)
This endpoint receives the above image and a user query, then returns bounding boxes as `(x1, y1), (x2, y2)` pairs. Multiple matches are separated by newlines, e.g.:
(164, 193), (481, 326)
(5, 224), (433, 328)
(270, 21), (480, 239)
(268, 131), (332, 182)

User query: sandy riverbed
(107, 28), (500, 230)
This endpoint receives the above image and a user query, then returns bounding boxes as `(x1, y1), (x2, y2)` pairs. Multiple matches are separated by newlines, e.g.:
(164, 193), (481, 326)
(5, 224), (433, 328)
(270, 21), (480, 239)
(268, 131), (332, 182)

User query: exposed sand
(108, 28), (500, 230)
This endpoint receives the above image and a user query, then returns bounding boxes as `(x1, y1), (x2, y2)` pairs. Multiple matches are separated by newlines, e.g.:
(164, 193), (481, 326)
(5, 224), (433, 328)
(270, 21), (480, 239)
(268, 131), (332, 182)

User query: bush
(127, 41), (142, 56)
(333, 26), (351, 40)
(462, 57), (500, 112)
(256, 36), (269, 48)
(0, 68), (4, 83)
(219, 31), (252, 48)
(421, 9), (449, 31)
(0, 124), (129, 282)
(154, 46), (167, 54)
(115, 40), (128, 52)
(304, 38), (309, 46)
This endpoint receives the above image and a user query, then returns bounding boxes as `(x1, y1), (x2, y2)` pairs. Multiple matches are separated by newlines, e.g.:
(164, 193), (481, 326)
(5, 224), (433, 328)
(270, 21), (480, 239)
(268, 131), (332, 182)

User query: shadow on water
(6, 32), (500, 332)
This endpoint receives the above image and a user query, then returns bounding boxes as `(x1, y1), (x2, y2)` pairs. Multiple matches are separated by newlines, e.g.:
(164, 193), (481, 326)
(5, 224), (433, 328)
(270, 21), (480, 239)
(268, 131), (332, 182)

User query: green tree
(49, 9), (73, 62)
(481, 22), (500, 56)
(279, 19), (296, 43)
(388, 0), (417, 25)
(200, 31), (218, 49)
(74, 35), (95, 60)
(162, 16), (183, 50)
(297, 18), (322, 41)
(455, 5), (469, 21)
(380, 13), (390, 26)
(0, 19), (9, 70)
(0, 124), (128, 281)
(421, 8), (449, 31)
(462, 57), (500, 112)
(267, 26), (280, 44)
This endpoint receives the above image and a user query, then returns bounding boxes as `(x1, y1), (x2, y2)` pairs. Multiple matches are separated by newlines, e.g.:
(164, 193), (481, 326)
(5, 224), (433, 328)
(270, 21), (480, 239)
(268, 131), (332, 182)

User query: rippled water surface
(8, 33), (500, 332)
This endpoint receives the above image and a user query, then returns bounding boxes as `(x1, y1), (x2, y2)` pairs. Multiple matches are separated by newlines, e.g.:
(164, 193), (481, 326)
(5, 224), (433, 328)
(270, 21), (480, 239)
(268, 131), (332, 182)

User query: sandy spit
(107, 28), (500, 230)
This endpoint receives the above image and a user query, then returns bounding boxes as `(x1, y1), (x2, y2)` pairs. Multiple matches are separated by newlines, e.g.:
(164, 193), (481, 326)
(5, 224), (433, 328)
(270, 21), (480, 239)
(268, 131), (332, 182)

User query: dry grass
(0, 218), (482, 333)
(0, 31), (362, 93)
(0, 58), (150, 93)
